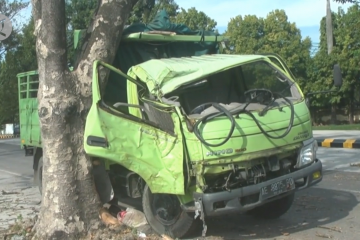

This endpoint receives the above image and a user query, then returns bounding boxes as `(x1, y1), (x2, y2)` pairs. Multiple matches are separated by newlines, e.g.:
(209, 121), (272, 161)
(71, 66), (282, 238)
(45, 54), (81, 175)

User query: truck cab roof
(128, 54), (268, 96)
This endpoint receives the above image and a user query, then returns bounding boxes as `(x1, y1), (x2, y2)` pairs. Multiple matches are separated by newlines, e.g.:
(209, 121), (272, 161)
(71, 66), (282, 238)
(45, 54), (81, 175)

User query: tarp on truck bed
(104, 10), (222, 105)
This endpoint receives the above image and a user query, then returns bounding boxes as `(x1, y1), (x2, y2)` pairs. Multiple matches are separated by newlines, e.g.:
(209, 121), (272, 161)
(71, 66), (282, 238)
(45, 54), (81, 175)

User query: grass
(312, 124), (360, 130)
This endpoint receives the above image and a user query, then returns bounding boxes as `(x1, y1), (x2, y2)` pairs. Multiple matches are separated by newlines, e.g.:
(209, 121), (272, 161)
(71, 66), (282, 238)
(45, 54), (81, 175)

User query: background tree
(174, 7), (217, 31)
(0, 18), (36, 125)
(0, 0), (29, 57)
(31, 0), (138, 238)
(65, 0), (98, 64)
(309, 4), (360, 124)
(334, 0), (358, 3)
(128, 0), (179, 24)
(225, 10), (311, 83)
(0, 0), (103, 126)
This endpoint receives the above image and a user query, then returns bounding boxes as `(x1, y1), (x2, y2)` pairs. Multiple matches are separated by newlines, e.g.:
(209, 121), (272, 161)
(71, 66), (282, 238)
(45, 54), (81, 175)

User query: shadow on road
(187, 187), (359, 239)
(0, 174), (35, 190)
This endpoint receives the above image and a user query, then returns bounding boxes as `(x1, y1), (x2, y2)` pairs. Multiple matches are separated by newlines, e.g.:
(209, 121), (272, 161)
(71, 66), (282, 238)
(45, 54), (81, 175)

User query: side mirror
(333, 64), (342, 87)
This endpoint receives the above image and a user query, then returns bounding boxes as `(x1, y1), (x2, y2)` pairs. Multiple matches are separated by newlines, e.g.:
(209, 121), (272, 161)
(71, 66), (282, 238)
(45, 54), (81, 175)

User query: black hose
(192, 91), (295, 147)
(193, 102), (236, 147)
(235, 92), (295, 139)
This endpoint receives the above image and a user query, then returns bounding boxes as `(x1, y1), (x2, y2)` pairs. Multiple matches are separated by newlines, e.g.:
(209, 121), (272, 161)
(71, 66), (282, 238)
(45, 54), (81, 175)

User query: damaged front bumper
(192, 158), (322, 217)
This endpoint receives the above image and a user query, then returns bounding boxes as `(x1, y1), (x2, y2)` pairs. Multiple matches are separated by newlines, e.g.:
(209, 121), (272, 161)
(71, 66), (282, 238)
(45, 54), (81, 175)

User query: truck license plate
(260, 178), (295, 199)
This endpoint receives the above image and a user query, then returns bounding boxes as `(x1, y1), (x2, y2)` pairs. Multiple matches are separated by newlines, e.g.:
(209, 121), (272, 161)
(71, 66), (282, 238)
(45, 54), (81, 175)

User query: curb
(0, 134), (19, 139)
(315, 138), (360, 148)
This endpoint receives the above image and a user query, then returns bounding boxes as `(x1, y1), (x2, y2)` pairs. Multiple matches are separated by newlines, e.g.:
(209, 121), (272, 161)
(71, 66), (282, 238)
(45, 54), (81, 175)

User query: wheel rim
(151, 194), (181, 226)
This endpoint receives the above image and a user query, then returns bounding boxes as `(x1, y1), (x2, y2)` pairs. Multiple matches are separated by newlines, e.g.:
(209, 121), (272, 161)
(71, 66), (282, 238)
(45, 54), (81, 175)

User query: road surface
(0, 138), (33, 178)
(1, 134), (360, 239)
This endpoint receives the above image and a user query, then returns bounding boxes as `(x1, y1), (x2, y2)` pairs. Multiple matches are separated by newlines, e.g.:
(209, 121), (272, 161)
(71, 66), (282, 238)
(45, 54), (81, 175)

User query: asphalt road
(313, 130), (360, 140)
(0, 138), (33, 179)
(1, 134), (360, 239)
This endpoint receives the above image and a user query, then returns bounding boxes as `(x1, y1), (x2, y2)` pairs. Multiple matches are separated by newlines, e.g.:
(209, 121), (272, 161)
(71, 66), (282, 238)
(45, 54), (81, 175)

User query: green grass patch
(313, 124), (360, 130)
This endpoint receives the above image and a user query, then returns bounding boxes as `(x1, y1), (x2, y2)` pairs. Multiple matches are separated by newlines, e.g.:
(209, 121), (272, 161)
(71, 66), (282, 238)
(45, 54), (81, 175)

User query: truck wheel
(37, 157), (43, 195)
(142, 185), (198, 239)
(246, 192), (295, 219)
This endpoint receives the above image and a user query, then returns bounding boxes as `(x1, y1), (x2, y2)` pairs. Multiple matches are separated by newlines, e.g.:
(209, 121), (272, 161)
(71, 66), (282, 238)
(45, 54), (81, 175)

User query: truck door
(84, 61), (185, 195)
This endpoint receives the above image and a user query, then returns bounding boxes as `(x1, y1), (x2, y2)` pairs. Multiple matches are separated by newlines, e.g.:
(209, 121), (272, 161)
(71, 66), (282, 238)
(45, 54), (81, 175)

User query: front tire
(142, 185), (198, 238)
(246, 192), (295, 219)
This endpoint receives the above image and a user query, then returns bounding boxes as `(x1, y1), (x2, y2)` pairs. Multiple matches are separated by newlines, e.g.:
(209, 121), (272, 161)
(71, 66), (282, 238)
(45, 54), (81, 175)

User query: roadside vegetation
(313, 124), (360, 130)
(0, 0), (359, 239)
(1, 1), (360, 127)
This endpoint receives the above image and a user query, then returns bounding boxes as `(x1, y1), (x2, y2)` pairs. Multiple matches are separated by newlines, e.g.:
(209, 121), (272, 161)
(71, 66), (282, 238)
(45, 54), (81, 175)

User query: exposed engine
(204, 156), (295, 193)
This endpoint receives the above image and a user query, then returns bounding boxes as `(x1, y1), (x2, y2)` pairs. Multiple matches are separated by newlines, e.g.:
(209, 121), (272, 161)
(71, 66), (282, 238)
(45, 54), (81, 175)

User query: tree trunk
(310, 107), (317, 126)
(32, 0), (139, 238)
(349, 92), (354, 124)
(331, 104), (337, 125)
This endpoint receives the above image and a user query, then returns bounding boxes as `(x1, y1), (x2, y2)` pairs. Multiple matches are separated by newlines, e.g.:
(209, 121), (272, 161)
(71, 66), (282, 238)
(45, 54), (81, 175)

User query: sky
(18, 0), (354, 43)
(179, 0), (354, 43)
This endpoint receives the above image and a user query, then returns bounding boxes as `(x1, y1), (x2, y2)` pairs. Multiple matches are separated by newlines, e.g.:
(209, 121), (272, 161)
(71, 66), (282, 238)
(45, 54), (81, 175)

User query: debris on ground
(99, 207), (119, 226)
(1, 190), (20, 195)
(161, 234), (174, 240)
(137, 232), (146, 238)
(350, 162), (360, 167)
(0, 216), (36, 240)
(117, 208), (148, 228)
(315, 232), (333, 238)
(317, 225), (342, 233)
(0, 183), (40, 232)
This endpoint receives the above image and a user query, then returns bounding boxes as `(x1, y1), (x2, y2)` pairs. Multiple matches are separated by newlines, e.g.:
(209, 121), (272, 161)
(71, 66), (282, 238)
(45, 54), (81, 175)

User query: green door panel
(84, 61), (185, 195)
(84, 106), (185, 195)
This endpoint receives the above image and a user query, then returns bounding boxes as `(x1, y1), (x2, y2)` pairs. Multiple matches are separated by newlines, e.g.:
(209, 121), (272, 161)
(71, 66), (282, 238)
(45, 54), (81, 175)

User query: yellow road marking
(343, 139), (356, 148)
(321, 139), (334, 148)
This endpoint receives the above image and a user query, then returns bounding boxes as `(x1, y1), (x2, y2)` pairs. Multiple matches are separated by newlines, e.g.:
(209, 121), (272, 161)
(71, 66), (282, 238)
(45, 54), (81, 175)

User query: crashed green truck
(17, 13), (342, 239)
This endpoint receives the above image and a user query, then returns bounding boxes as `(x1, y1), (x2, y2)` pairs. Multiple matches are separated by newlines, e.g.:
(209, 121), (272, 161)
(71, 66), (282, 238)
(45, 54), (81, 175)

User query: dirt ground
(1, 170), (360, 240)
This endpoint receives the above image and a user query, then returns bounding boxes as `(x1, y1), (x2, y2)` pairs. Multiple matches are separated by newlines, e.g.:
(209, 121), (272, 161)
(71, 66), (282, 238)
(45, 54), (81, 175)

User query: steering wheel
(189, 102), (214, 115)
(244, 89), (274, 105)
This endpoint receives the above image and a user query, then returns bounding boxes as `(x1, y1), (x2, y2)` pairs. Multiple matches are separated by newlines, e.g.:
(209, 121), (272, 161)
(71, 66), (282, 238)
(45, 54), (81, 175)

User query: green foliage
(334, 0), (359, 3)
(65, 0), (98, 29)
(313, 123), (360, 130)
(309, 4), (360, 109)
(174, 7), (217, 31)
(0, 18), (36, 124)
(225, 10), (312, 84)
(63, 0), (217, 64)
(127, 1), (217, 32)
(0, 0), (30, 58)
(0, 0), (99, 124)
(128, 0), (179, 24)
(65, 0), (98, 64)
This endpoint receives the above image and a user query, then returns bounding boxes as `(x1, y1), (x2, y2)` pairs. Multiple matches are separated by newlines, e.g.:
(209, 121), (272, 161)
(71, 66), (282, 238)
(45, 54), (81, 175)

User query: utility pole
(326, 0), (337, 124)
(326, 0), (334, 54)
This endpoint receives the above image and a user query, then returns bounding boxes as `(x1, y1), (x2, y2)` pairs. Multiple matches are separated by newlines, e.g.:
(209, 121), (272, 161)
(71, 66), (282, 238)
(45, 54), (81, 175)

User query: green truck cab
(17, 12), (342, 238)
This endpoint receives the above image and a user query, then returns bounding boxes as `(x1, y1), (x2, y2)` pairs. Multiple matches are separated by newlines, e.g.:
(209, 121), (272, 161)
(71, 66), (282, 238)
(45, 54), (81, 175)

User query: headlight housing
(296, 138), (318, 168)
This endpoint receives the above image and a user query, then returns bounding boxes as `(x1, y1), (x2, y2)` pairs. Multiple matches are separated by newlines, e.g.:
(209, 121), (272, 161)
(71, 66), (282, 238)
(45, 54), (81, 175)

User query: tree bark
(310, 107), (317, 126)
(349, 91), (354, 124)
(331, 105), (337, 125)
(32, 0), (139, 239)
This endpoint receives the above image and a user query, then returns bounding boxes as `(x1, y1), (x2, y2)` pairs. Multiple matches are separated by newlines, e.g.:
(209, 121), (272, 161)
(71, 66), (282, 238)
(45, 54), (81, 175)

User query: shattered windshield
(241, 61), (294, 97)
(166, 60), (300, 115)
